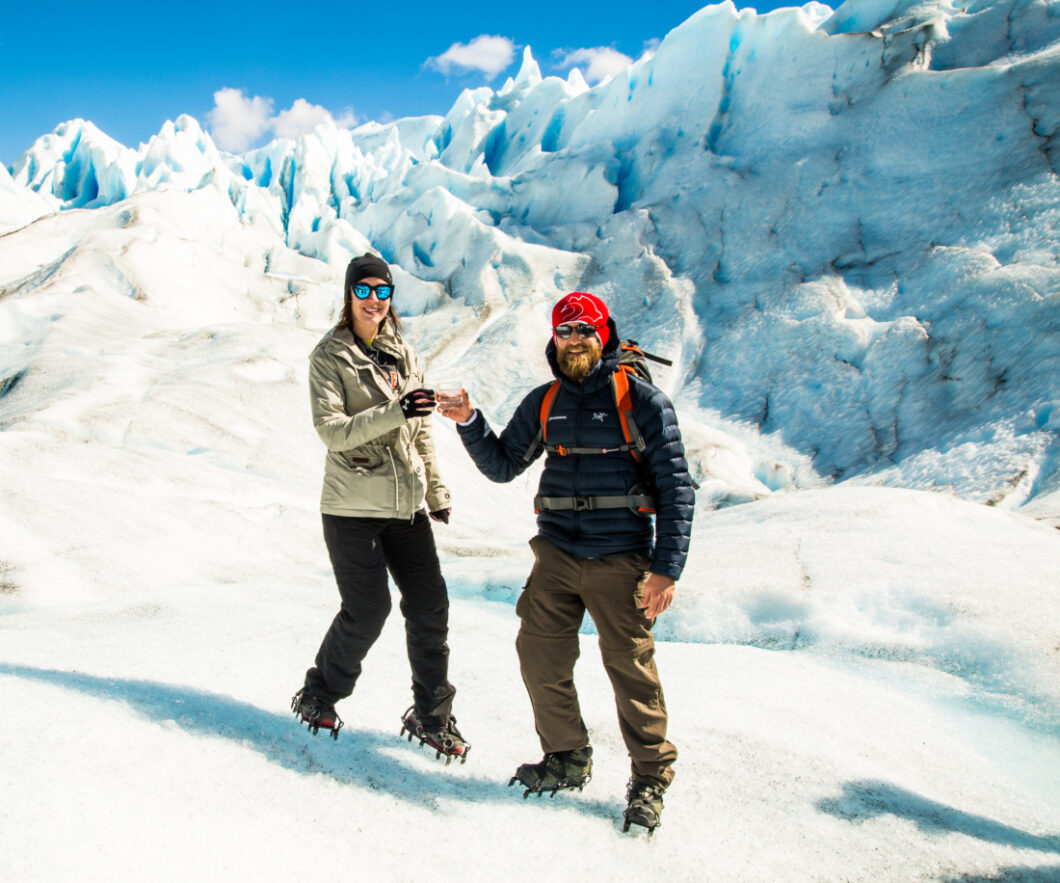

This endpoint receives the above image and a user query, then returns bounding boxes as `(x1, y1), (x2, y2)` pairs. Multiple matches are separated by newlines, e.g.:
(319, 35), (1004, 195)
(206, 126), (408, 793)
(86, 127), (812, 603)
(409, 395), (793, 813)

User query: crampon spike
(398, 707), (469, 764)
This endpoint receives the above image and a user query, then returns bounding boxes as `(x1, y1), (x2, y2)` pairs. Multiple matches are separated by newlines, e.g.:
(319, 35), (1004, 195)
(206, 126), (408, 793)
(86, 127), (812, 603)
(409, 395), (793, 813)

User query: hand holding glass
(434, 380), (465, 408)
(435, 382), (473, 422)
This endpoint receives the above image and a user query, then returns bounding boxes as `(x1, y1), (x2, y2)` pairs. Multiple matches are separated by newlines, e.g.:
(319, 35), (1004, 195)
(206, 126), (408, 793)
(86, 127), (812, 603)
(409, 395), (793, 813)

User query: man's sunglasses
(352, 283), (394, 300)
(554, 323), (600, 339)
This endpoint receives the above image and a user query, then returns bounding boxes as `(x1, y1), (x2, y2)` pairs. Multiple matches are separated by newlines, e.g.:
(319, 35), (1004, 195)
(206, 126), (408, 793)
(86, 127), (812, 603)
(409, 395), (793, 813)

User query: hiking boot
(623, 777), (665, 834)
(399, 706), (470, 764)
(509, 746), (593, 798)
(291, 688), (343, 740)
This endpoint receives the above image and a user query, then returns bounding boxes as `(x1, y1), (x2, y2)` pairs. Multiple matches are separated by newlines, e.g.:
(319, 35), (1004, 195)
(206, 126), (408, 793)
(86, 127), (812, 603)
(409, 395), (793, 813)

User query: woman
(292, 252), (469, 763)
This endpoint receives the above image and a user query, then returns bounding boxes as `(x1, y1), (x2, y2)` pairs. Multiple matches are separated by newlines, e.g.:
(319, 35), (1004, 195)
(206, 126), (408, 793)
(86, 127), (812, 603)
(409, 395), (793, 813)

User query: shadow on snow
(818, 780), (1060, 855)
(0, 662), (619, 820)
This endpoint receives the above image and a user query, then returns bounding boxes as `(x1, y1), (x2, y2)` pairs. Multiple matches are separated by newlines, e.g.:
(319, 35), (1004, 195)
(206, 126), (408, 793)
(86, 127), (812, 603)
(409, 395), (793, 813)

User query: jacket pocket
(340, 450), (386, 474)
(407, 446), (427, 507)
(323, 449), (397, 514)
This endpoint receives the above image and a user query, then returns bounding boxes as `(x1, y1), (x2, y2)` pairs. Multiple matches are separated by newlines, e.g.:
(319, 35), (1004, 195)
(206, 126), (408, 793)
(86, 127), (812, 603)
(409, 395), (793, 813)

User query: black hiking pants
(304, 511), (455, 725)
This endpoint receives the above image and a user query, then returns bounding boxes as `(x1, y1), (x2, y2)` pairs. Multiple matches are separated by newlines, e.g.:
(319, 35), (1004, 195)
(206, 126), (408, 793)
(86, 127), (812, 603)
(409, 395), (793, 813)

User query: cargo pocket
(632, 571), (652, 626)
(516, 536), (542, 619)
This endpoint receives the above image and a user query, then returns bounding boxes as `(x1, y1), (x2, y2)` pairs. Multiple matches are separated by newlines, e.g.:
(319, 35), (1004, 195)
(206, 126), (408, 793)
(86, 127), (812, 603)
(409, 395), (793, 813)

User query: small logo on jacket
(592, 412), (607, 422)
(388, 370), (399, 390)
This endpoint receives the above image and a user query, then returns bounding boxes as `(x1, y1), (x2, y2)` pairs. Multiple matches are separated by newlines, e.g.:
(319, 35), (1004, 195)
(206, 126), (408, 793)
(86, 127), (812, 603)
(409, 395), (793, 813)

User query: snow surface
(1, 0), (1059, 879)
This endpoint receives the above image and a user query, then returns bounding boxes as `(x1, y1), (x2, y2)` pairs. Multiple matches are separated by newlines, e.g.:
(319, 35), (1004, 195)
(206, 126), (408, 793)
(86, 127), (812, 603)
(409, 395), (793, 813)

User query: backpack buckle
(555, 445), (569, 456)
(573, 495), (594, 511)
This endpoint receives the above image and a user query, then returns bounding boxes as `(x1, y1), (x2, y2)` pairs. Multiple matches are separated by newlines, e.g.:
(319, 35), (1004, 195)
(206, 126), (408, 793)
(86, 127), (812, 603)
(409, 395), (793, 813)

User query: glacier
(2, 0), (1060, 517)
(2, 2), (1060, 876)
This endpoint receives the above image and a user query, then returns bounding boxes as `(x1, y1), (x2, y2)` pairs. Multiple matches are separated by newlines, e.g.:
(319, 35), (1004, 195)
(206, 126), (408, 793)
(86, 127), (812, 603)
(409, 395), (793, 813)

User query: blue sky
(1, 0), (830, 165)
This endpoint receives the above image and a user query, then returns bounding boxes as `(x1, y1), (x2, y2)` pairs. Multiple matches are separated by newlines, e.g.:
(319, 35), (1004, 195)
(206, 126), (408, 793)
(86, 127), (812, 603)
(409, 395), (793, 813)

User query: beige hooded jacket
(309, 324), (451, 519)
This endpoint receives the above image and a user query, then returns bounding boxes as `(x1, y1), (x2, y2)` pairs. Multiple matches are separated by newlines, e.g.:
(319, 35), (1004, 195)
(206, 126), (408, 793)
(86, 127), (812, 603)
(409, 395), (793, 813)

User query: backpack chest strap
(524, 371), (647, 464)
(539, 373), (645, 451)
(543, 442), (638, 457)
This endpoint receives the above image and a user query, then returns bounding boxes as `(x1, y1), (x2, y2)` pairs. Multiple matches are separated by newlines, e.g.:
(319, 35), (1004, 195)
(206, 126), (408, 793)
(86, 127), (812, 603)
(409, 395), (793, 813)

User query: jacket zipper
(572, 387), (584, 533)
(357, 340), (409, 520)
(385, 446), (401, 517)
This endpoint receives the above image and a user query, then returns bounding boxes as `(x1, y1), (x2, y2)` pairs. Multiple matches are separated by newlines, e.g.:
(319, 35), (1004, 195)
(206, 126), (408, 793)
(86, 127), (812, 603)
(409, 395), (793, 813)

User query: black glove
(399, 388), (436, 418)
(429, 508), (451, 524)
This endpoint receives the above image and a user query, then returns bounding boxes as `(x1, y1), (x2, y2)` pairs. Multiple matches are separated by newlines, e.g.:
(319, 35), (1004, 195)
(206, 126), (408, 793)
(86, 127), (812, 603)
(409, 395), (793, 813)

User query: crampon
(399, 706), (470, 764)
(622, 778), (665, 835)
(291, 688), (343, 740)
(508, 747), (593, 799)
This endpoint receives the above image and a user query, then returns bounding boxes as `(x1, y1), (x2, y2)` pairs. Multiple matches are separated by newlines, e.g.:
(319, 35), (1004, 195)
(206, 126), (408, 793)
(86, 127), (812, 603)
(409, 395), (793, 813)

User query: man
(439, 291), (695, 833)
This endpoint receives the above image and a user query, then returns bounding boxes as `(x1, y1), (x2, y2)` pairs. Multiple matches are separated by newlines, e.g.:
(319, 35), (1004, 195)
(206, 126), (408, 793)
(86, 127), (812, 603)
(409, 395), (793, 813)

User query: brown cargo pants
(515, 535), (677, 788)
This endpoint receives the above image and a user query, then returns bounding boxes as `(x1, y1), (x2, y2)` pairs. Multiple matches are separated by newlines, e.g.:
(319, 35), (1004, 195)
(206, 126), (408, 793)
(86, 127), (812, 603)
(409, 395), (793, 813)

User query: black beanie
(345, 253), (393, 291)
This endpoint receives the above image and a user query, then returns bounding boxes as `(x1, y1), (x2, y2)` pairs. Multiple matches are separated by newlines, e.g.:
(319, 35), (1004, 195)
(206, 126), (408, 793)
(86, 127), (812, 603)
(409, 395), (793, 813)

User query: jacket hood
(545, 316), (620, 393)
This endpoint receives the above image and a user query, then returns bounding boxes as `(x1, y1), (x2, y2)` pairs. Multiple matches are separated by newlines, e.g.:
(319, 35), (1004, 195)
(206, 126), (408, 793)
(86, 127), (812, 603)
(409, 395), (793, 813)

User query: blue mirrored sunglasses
(554, 323), (600, 339)
(352, 283), (393, 300)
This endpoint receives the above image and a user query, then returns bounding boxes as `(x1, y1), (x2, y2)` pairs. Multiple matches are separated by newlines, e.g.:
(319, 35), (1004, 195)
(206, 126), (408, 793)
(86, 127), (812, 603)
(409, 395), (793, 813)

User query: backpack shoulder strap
(612, 368), (646, 462)
(539, 380), (561, 444)
(522, 380), (561, 463)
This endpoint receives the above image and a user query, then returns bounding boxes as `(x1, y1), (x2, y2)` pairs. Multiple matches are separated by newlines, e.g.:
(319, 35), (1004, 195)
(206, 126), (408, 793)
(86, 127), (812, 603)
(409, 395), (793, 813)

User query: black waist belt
(534, 493), (656, 513)
(543, 443), (637, 456)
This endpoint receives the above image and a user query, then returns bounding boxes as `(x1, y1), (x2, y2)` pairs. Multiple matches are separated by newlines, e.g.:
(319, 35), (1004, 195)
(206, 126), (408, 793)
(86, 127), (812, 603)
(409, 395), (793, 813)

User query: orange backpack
(525, 341), (673, 516)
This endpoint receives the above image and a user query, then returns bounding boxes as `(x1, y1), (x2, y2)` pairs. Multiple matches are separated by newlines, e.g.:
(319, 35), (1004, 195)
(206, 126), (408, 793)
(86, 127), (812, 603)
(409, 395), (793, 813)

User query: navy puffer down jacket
(457, 322), (695, 579)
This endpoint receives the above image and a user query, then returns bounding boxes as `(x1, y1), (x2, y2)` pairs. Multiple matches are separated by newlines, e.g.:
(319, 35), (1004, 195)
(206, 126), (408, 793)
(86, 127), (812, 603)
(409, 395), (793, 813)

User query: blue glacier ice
(3, 0), (1060, 514)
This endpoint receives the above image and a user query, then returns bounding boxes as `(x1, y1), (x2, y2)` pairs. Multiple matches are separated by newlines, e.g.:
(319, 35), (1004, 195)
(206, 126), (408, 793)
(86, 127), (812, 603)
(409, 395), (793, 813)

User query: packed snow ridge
(2, 0), (1059, 516)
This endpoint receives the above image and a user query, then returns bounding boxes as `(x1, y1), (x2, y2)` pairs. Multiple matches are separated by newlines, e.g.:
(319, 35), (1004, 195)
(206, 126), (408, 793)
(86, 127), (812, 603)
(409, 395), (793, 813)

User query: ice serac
(3, 0), (1060, 515)
(10, 119), (133, 208)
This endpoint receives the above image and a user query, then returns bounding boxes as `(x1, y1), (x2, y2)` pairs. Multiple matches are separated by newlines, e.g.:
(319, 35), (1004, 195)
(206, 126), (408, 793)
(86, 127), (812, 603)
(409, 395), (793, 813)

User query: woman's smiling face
(350, 275), (391, 338)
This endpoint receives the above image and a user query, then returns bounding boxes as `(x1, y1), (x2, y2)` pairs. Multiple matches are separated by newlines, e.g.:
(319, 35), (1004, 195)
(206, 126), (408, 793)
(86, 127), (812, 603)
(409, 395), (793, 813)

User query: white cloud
(206, 88), (273, 153)
(556, 47), (634, 84)
(426, 35), (517, 78)
(206, 90), (359, 152)
(271, 98), (333, 140)
(333, 107), (358, 129)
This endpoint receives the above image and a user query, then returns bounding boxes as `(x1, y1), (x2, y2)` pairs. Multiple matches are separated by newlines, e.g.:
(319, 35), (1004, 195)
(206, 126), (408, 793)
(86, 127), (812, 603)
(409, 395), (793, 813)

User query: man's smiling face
(555, 324), (603, 383)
